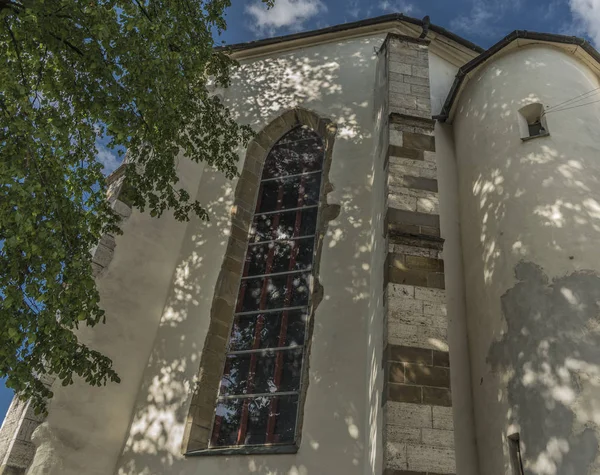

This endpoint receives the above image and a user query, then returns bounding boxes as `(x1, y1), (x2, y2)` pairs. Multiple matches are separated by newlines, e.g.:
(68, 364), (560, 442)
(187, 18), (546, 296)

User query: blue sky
(218, 0), (600, 50)
(2, 0), (599, 424)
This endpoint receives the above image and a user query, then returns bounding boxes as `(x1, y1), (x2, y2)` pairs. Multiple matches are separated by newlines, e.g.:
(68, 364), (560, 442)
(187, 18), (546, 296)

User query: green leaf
(0, 0), (256, 414)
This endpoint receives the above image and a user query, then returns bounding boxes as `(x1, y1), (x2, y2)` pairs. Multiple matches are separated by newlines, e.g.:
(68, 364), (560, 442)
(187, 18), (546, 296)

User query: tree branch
(4, 18), (28, 87)
(49, 33), (84, 57)
(132, 0), (152, 21)
(0, 0), (24, 13)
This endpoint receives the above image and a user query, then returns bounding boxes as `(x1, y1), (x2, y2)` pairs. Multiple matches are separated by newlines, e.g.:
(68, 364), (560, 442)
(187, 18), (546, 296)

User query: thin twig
(0, 0), (24, 13)
(4, 18), (29, 87)
(49, 32), (84, 56)
(132, 0), (152, 21)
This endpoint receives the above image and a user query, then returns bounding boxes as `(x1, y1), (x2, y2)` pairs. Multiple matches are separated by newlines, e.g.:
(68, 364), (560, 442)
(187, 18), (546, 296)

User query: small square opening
(518, 103), (549, 141)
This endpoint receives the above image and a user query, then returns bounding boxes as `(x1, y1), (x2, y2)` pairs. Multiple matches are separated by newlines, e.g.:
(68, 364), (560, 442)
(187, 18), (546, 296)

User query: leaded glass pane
(211, 126), (324, 448)
(228, 310), (308, 352)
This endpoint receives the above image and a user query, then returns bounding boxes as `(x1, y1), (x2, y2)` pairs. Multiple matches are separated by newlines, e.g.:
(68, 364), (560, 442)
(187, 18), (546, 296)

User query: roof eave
(216, 13), (484, 57)
(435, 30), (600, 123)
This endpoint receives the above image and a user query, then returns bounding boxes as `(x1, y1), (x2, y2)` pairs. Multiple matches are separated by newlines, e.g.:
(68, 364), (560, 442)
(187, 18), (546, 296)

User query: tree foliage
(0, 0), (266, 413)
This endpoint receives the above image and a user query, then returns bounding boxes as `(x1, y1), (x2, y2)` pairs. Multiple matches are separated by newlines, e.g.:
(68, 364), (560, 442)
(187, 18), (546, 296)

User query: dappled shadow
(114, 34), (387, 475)
(220, 38), (378, 145)
(453, 43), (600, 475)
(489, 261), (599, 475)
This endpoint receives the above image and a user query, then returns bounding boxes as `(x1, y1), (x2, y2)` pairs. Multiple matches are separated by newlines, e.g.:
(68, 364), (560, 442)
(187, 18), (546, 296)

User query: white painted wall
(429, 52), (480, 475)
(435, 123), (479, 475)
(429, 54), (457, 116)
(112, 34), (386, 475)
(28, 157), (206, 475)
(453, 44), (600, 475)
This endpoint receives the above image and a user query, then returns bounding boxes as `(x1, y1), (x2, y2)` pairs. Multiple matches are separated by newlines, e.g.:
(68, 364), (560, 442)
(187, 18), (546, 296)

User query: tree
(0, 0), (270, 413)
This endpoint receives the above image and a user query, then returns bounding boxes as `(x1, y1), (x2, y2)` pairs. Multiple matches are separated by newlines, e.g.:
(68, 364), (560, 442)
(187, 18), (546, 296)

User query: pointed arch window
(210, 126), (325, 449)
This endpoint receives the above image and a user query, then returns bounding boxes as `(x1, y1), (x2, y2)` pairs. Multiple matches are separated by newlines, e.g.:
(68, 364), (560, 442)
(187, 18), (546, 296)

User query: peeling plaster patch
(488, 261), (600, 474)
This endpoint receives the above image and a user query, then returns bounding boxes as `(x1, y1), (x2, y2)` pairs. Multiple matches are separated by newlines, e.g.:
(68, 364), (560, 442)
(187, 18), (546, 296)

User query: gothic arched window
(210, 126), (325, 448)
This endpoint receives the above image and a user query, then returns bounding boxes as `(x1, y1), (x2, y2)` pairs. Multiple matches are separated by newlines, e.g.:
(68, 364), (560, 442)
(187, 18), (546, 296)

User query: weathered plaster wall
(113, 35), (388, 475)
(453, 44), (600, 475)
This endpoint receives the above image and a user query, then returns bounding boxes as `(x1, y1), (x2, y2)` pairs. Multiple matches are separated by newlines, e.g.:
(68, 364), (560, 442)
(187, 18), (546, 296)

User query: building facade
(3, 13), (600, 475)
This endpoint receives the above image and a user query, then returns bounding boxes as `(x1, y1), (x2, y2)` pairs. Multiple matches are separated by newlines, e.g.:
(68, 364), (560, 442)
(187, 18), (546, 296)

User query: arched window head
(518, 103), (549, 141)
(210, 125), (324, 449)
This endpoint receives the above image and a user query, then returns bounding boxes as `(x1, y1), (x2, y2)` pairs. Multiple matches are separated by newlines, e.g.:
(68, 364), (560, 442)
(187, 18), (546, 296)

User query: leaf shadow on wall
(115, 35), (387, 475)
(455, 47), (600, 475)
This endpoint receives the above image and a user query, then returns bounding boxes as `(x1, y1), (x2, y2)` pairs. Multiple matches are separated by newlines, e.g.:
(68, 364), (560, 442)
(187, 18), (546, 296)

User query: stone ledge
(392, 175), (438, 193)
(390, 113), (435, 130)
(379, 33), (430, 55)
(389, 233), (444, 251)
(389, 222), (441, 240)
(186, 444), (299, 457)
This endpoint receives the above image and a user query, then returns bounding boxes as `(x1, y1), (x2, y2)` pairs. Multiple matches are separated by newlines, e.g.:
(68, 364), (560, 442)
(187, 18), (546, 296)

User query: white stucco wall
(429, 54), (457, 116)
(453, 44), (600, 475)
(105, 35), (386, 475)
(28, 157), (206, 475)
(429, 53), (480, 475)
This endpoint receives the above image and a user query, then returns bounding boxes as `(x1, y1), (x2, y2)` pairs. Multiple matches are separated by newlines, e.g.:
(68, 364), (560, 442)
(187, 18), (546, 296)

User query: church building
(3, 12), (600, 475)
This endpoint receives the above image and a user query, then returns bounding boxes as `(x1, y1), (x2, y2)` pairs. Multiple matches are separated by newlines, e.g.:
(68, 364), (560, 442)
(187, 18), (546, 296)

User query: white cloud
(451, 3), (493, 35)
(378, 0), (415, 14)
(569, 0), (600, 47)
(96, 145), (122, 175)
(246, 0), (326, 34)
(348, 0), (361, 19)
(451, 0), (521, 37)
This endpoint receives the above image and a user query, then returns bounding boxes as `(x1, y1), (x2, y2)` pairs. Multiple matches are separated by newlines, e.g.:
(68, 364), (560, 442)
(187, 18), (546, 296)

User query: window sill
(521, 132), (550, 142)
(185, 444), (299, 457)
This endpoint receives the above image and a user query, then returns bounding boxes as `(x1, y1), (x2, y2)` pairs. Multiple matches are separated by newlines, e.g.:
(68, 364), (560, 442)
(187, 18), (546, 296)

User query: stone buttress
(381, 34), (456, 475)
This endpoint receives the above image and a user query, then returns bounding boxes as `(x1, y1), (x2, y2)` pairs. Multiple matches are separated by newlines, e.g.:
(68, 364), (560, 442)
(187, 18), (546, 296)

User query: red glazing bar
(213, 179), (268, 445)
(236, 183), (285, 445)
(211, 413), (223, 446)
(235, 181), (265, 314)
(266, 173), (309, 442)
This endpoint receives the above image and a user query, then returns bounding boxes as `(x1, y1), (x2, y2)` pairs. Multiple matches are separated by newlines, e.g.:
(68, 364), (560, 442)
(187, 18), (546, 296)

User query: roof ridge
(215, 13), (485, 54)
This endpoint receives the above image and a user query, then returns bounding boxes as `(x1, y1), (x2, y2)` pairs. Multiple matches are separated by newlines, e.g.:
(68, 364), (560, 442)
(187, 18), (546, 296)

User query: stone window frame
(182, 108), (339, 456)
